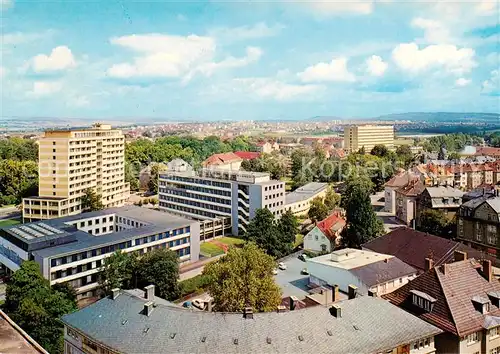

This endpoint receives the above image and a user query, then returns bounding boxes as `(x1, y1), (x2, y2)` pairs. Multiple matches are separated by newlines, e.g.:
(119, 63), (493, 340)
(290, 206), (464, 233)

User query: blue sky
(1, 0), (499, 121)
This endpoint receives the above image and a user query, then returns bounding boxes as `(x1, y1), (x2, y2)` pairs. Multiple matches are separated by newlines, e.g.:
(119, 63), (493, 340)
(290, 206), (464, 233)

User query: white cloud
(69, 95), (90, 107)
(107, 34), (216, 79)
(32, 46), (77, 72)
(210, 22), (284, 41)
(455, 78), (471, 87)
(482, 70), (499, 94)
(233, 78), (323, 101)
(411, 17), (452, 44)
(0, 66), (6, 77)
(298, 57), (356, 83)
(189, 47), (262, 79)
(392, 42), (476, 75)
(29, 81), (63, 96)
(300, 0), (374, 15)
(366, 55), (388, 76)
(1, 0), (13, 11)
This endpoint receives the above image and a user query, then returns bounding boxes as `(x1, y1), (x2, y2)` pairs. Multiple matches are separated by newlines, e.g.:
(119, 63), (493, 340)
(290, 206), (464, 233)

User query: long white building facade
(159, 169), (286, 235)
(0, 206), (199, 300)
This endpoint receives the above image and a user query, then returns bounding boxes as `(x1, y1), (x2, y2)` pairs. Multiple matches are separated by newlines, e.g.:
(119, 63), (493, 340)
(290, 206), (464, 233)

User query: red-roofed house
(233, 151), (261, 160)
(476, 147), (500, 158)
(202, 152), (243, 170)
(304, 213), (346, 252)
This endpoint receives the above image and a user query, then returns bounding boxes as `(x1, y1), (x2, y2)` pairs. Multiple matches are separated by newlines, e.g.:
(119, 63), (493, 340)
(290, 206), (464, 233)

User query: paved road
(370, 191), (405, 232)
(179, 254), (224, 281)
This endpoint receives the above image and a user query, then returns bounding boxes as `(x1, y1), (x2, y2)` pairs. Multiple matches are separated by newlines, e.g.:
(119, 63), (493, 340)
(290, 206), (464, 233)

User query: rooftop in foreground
(61, 290), (441, 354)
(0, 310), (48, 354)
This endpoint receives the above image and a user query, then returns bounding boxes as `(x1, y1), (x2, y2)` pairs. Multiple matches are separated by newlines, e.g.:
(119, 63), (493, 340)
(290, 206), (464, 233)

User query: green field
(0, 218), (21, 228)
(200, 242), (225, 257)
(217, 237), (245, 246)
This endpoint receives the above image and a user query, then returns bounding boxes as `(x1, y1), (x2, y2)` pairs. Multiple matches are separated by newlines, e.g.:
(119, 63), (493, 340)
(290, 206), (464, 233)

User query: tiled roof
(385, 172), (419, 188)
(425, 186), (464, 198)
(62, 291), (441, 354)
(396, 179), (425, 197)
(362, 227), (500, 271)
(233, 151), (261, 160)
(476, 147), (500, 157)
(316, 213), (346, 241)
(383, 259), (500, 336)
(350, 258), (417, 287)
(202, 152), (242, 166)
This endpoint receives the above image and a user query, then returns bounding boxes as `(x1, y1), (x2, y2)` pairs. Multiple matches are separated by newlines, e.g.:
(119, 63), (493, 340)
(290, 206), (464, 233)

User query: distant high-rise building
(23, 123), (130, 222)
(344, 125), (394, 154)
(159, 168), (286, 236)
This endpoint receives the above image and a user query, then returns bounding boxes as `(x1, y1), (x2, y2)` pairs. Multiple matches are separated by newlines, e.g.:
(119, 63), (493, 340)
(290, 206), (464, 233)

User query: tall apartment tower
(22, 123), (130, 222)
(158, 168), (286, 236)
(344, 125), (394, 154)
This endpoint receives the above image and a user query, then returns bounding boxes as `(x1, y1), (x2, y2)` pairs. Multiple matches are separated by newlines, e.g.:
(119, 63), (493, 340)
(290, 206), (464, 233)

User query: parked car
(301, 268), (309, 275)
(192, 299), (205, 310)
(182, 301), (192, 308)
(272, 269), (278, 275)
(278, 262), (287, 270)
(298, 254), (309, 262)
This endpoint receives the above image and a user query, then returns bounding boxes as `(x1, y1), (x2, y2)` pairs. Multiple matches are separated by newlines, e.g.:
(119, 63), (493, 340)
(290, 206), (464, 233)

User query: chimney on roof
(348, 285), (358, 300)
(111, 288), (120, 300)
(384, 258), (389, 263)
(425, 257), (434, 271)
(454, 250), (467, 262)
(143, 301), (154, 316)
(243, 307), (253, 319)
(483, 260), (493, 282)
(333, 284), (340, 302)
(290, 296), (299, 311)
(207, 299), (213, 312)
(144, 284), (155, 301)
(329, 304), (342, 318)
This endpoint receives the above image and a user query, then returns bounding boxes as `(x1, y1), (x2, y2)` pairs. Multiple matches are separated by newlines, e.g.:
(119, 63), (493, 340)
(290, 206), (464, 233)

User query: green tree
(324, 186), (340, 210)
(99, 250), (137, 294)
(125, 161), (140, 191)
(0, 159), (38, 206)
(341, 172), (384, 247)
(447, 151), (461, 160)
(202, 243), (281, 312)
(147, 163), (166, 194)
(370, 144), (389, 157)
(4, 261), (77, 354)
(395, 145), (414, 168)
(277, 209), (299, 252)
(308, 196), (329, 222)
(136, 248), (180, 301)
(0, 137), (38, 161)
(81, 188), (104, 211)
(244, 208), (292, 258)
(416, 209), (452, 237)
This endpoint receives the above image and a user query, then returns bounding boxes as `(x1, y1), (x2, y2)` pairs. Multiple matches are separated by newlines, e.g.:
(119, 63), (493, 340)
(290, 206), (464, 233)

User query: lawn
(217, 237), (245, 246)
(0, 218), (21, 228)
(294, 234), (304, 248)
(200, 242), (225, 257)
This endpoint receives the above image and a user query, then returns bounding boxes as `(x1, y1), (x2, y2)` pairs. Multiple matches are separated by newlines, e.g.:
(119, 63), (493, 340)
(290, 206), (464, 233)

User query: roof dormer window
(472, 296), (491, 314)
(410, 290), (437, 312)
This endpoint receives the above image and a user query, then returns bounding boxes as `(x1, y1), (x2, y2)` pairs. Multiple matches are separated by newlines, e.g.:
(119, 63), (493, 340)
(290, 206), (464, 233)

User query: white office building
(159, 168), (286, 235)
(0, 206), (199, 300)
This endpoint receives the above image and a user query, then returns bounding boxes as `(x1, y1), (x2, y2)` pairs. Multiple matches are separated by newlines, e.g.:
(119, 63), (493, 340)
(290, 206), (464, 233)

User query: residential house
(166, 158), (192, 172)
(476, 147), (500, 158)
(61, 286), (441, 354)
(457, 195), (500, 258)
(202, 152), (243, 170)
(416, 186), (464, 227)
(304, 213), (345, 252)
(384, 171), (420, 214)
(395, 179), (425, 225)
(463, 185), (498, 202)
(384, 257), (500, 354)
(254, 141), (273, 154)
(362, 227), (499, 272)
(278, 143), (303, 155)
(306, 248), (418, 296)
(233, 151), (261, 161)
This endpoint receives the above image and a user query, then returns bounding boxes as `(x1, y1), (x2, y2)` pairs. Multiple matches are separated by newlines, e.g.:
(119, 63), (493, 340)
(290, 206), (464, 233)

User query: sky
(0, 0), (499, 121)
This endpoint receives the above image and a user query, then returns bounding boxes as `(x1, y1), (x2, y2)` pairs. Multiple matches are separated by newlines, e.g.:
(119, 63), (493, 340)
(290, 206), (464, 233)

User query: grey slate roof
(426, 186), (464, 198)
(61, 291), (441, 354)
(486, 198), (500, 213)
(350, 258), (417, 287)
(31, 206), (195, 259)
(285, 182), (328, 205)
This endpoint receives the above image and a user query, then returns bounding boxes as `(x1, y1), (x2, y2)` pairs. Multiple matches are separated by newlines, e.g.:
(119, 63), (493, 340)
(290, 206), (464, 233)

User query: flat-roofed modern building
(61, 288), (441, 354)
(0, 206), (199, 300)
(22, 123), (130, 222)
(344, 124), (394, 154)
(284, 182), (328, 216)
(159, 168), (285, 235)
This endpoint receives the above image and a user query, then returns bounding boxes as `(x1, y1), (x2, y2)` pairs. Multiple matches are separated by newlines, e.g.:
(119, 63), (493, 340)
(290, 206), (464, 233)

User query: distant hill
(374, 112), (500, 123)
